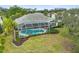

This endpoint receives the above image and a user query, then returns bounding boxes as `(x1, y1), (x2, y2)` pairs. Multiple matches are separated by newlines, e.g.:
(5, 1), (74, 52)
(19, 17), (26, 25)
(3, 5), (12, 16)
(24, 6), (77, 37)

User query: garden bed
(13, 37), (29, 46)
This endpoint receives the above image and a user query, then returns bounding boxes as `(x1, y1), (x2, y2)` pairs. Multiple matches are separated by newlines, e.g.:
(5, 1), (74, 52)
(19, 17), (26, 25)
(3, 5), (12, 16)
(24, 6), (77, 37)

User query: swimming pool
(19, 28), (47, 37)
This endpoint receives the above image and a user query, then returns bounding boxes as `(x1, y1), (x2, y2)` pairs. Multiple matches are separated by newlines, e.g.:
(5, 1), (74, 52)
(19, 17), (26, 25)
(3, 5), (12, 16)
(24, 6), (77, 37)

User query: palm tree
(1, 17), (17, 41)
(2, 17), (13, 34)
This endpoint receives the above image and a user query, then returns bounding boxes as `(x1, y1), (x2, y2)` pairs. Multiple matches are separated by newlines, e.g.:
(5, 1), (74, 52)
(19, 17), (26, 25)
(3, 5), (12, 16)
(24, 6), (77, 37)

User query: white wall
(51, 13), (56, 20)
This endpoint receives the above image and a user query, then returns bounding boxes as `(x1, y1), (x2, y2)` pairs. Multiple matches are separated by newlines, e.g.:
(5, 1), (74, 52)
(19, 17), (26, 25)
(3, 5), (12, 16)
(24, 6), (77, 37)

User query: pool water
(19, 28), (47, 37)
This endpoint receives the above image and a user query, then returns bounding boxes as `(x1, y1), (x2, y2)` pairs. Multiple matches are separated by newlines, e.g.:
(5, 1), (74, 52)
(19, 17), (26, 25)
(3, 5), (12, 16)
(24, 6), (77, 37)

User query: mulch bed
(13, 37), (29, 46)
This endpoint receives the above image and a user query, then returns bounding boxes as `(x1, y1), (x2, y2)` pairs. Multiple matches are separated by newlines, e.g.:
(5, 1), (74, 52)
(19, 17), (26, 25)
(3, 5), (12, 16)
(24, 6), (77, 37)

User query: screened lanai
(15, 13), (56, 31)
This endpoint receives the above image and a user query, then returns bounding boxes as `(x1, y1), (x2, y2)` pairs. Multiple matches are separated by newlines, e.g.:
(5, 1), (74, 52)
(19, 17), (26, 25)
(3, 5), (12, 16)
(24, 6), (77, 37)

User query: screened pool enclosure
(15, 13), (56, 38)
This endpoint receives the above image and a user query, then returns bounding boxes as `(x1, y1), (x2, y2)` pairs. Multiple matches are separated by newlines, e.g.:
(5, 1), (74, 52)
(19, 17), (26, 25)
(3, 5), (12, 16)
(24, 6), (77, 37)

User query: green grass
(2, 32), (73, 53)
(0, 27), (75, 53)
(58, 26), (70, 36)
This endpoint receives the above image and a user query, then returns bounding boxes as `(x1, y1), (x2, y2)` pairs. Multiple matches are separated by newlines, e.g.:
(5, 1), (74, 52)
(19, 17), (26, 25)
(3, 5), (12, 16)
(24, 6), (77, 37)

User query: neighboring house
(48, 13), (56, 19)
(15, 13), (56, 31)
(48, 12), (63, 27)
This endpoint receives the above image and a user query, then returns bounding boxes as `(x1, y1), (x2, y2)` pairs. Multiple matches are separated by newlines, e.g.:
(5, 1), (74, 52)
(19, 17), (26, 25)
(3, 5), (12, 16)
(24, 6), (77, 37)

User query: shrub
(0, 46), (4, 53)
(60, 26), (70, 37)
(47, 28), (59, 34)
(16, 37), (20, 42)
(1, 38), (5, 45)
(0, 38), (5, 53)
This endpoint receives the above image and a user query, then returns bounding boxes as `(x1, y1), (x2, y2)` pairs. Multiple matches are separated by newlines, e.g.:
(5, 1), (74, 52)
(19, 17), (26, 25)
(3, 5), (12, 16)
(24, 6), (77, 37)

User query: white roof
(15, 13), (54, 25)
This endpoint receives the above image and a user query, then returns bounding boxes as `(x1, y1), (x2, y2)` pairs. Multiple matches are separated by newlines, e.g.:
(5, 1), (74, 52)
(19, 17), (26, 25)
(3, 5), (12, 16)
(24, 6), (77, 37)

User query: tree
(0, 7), (8, 16)
(2, 17), (16, 34)
(7, 5), (28, 19)
(63, 10), (79, 36)
(43, 9), (48, 16)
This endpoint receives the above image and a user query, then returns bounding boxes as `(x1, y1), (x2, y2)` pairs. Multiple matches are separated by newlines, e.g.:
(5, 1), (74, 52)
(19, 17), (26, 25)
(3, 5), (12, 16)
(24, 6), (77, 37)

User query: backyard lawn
(3, 27), (75, 53)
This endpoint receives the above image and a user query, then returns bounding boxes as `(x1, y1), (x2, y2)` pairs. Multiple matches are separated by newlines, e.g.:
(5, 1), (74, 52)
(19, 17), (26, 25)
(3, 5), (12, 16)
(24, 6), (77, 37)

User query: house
(48, 13), (56, 19)
(15, 13), (56, 31)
